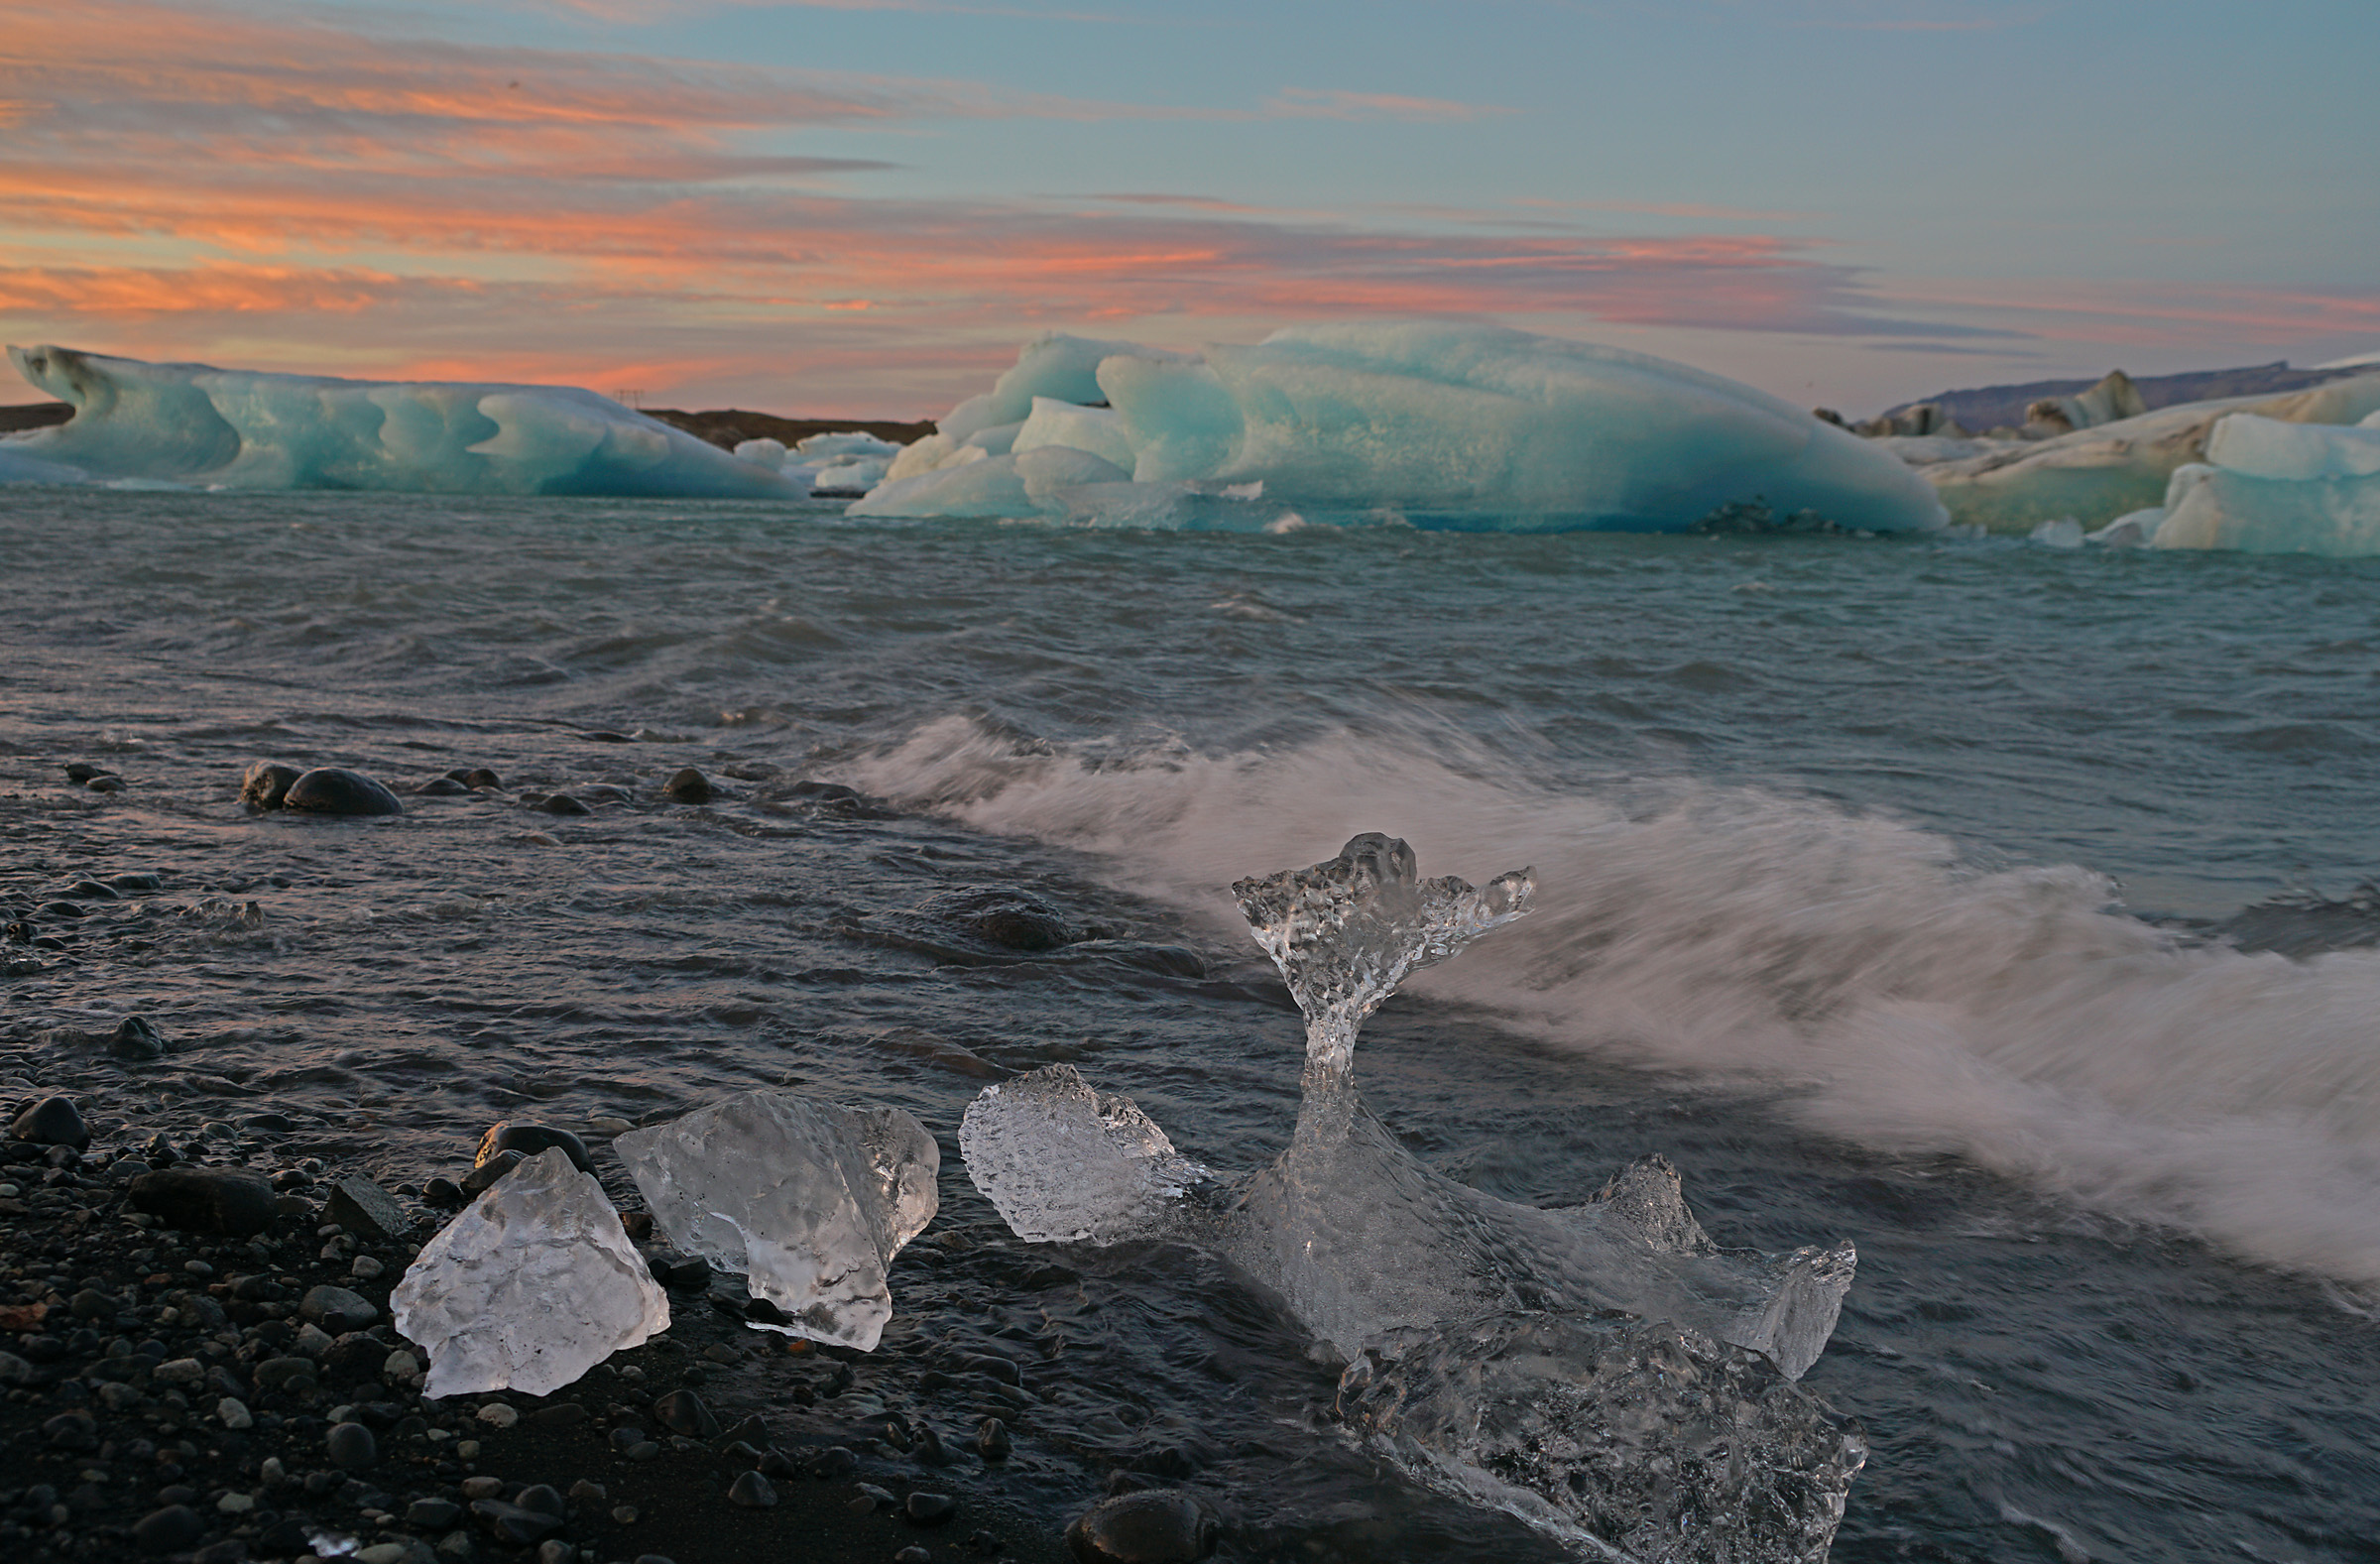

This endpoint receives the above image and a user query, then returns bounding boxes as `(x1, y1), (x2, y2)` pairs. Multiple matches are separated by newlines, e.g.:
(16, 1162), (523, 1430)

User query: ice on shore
(1, 345), (798, 498)
(614, 1089), (937, 1350)
(959, 1064), (1210, 1244)
(958, 833), (1863, 1558)
(1887, 371), (2380, 536)
(854, 322), (1948, 534)
(1338, 1313), (1868, 1564)
(390, 1148), (668, 1398)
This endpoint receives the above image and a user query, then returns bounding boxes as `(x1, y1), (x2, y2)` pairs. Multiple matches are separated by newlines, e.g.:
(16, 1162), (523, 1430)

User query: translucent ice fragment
(1232, 831), (1534, 1071)
(959, 1064), (1211, 1244)
(391, 1148), (668, 1398)
(1337, 1312), (1867, 1564)
(613, 1090), (936, 1351)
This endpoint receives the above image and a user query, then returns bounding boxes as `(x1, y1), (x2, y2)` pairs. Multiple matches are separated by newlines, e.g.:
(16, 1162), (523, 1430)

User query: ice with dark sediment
(614, 1089), (937, 1350)
(391, 1148), (670, 1398)
(960, 832), (1864, 1560)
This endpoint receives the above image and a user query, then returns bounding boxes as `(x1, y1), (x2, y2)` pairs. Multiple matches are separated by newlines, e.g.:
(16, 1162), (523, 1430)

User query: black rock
(532, 792), (593, 816)
(1066, 1491), (1220, 1563)
(414, 776), (471, 796)
(653, 1255), (711, 1291)
(300, 1284), (379, 1332)
(109, 872), (165, 893)
(66, 879), (119, 899)
(322, 1175), (411, 1242)
(11, 1095), (89, 1148)
(475, 1122), (596, 1175)
(727, 1471), (776, 1508)
(976, 1416), (1012, 1461)
(609, 1425), (648, 1453)
(653, 1387), (719, 1438)
(455, 768), (504, 789)
(134, 1503), (206, 1554)
(962, 1354), (1023, 1385)
(255, 1517), (312, 1555)
(37, 901), (84, 918)
(423, 1175), (465, 1207)
(283, 767), (405, 817)
(809, 1445), (858, 1479)
(64, 762), (107, 783)
(460, 1149), (524, 1195)
(514, 1484), (566, 1518)
(193, 1541), (249, 1564)
(128, 1166), (278, 1236)
(660, 768), (714, 804)
(906, 1492), (958, 1525)
(913, 1422), (952, 1467)
(110, 1015), (169, 1060)
(325, 1420), (378, 1470)
(408, 1498), (462, 1529)
(473, 1499), (564, 1545)
(44, 1409), (98, 1449)
(895, 1550), (933, 1564)
(240, 761), (302, 811)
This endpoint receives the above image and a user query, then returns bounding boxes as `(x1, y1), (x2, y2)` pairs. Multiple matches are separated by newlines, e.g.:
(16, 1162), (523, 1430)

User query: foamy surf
(843, 714), (2380, 1293)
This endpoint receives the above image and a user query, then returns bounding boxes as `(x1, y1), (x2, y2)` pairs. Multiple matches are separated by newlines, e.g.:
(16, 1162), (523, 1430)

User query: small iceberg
(854, 322), (1949, 535)
(960, 833), (1863, 1561)
(0, 345), (800, 498)
(2148, 410), (2380, 555)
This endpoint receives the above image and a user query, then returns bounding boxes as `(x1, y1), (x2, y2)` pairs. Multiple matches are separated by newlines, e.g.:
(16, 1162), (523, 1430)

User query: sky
(3, 0), (2375, 417)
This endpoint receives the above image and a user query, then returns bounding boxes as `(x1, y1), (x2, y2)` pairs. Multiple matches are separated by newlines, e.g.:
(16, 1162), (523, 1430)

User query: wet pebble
(976, 1416), (1012, 1461)
(414, 776), (471, 796)
(127, 1165), (278, 1236)
(239, 761), (302, 811)
(134, 1503), (206, 1553)
(906, 1492), (958, 1525)
(10, 1095), (89, 1148)
(326, 1420), (378, 1470)
(283, 766), (406, 817)
(477, 1122), (595, 1174)
(653, 1387), (719, 1437)
(895, 1550), (933, 1564)
(300, 1282), (380, 1331)
(533, 793), (593, 816)
(727, 1471), (777, 1507)
(661, 767), (714, 804)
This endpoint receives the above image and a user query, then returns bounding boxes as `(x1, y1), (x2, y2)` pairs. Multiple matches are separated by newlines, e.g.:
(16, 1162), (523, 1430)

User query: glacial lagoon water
(6, 488), (2380, 1560)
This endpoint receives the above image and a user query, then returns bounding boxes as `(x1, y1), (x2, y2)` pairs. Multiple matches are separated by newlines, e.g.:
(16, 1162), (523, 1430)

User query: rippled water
(7, 488), (2380, 1562)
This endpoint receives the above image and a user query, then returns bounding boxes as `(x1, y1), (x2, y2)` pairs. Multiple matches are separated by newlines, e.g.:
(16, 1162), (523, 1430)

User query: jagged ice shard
(614, 1090), (937, 1350)
(391, 1148), (670, 1399)
(959, 834), (1864, 1561)
(0, 345), (797, 498)
(853, 322), (1949, 534)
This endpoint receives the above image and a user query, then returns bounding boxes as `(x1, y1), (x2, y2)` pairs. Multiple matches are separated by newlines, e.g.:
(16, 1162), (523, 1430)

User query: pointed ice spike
(959, 1064), (1212, 1245)
(1231, 832), (1534, 1069)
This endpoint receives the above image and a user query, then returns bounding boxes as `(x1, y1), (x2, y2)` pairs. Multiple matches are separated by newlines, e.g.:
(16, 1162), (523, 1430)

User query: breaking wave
(843, 714), (2380, 1291)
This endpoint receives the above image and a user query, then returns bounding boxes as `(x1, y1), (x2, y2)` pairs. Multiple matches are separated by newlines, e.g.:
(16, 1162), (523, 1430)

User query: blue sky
(4, 0), (2374, 413)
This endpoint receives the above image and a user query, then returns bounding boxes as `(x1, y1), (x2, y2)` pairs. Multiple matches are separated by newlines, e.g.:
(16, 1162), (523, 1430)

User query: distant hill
(643, 408), (935, 451)
(1881, 362), (2373, 433)
(0, 402), (70, 433)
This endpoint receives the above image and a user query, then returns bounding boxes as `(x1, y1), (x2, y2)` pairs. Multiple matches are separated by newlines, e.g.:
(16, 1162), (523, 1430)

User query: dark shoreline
(0, 1100), (1076, 1564)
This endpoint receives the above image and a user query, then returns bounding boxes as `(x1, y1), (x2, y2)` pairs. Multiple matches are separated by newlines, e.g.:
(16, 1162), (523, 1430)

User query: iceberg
(1, 345), (799, 498)
(2147, 410), (2380, 555)
(854, 322), (1948, 534)
(613, 1089), (937, 1350)
(959, 834), (1862, 1560)
(390, 1148), (669, 1398)
(1887, 372), (2380, 534)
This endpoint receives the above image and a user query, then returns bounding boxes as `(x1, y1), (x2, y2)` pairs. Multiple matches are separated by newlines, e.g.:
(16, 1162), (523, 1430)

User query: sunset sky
(4, 0), (2374, 417)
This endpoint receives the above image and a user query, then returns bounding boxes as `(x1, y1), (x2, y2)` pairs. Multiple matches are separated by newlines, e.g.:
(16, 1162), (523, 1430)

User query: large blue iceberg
(852, 321), (1951, 534)
(0, 346), (797, 498)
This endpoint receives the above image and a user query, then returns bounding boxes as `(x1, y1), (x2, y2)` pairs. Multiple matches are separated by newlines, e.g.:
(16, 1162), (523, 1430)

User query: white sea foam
(843, 715), (2380, 1291)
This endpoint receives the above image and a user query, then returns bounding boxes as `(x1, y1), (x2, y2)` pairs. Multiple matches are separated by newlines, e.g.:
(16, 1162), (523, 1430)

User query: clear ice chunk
(391, 1148), (669, 1398)
(959, 1063), (1211, 1244)
(613, 1089), (937, 1351)
(959, 832), (1866, 1559)
(1337, 1312), (1868, 1564)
